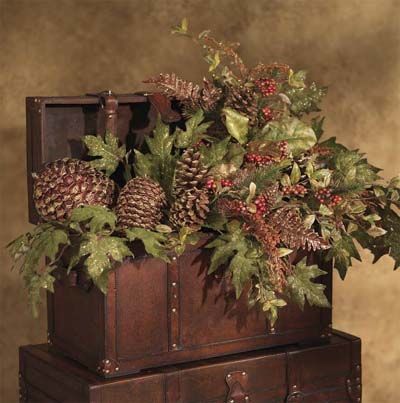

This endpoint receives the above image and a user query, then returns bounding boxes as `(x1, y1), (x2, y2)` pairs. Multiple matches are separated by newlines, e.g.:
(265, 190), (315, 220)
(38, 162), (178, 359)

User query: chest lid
(26, 91), (181, 223)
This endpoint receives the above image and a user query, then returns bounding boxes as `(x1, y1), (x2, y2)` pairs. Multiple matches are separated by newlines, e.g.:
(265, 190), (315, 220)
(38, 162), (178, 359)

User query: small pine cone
(200, 78), (222, 111)
(116, 177), (166, 230)
(33, 158), (116, 222)
(170, 188), (210, 230)
(173, 147), (208, 196)
(225, 85), (259, 126)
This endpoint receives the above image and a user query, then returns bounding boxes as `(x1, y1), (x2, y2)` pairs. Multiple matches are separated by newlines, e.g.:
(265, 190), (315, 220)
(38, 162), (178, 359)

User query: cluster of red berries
(256, 78), (277, 96)
(206, 178), (233, 191)
(220, 179), (233, 187)
(262, 106), (273, 121)
(244, 153), (274, 167)
(254, 194), (269, 216)
(278, 141), (289, 158)
(206, 178), (217, 191)
(282, 184), (307, 197)
(232, 200), (248, 214)
(315, 188), (343, 207)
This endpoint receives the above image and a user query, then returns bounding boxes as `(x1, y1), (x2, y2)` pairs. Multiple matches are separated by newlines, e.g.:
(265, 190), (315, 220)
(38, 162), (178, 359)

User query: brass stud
(245, 396), (249, 401)
(347, 379), (351, 385)
(227, 374), (232, 378)
(105, 359), (110, 364)
(356, 377), (361, 382)
(293, 385), (297, 390)
(242, 371), (246, 376)
(229, 400), (234, 403)
(172, 308), (177, 313)
(115, 367), (120, 372)
(172, 282), (177, 287)
(270, 327), (275, 333)
(105, 369), (110, 374)
(172, 343), (177, 349)
(172, 256), (177, 261)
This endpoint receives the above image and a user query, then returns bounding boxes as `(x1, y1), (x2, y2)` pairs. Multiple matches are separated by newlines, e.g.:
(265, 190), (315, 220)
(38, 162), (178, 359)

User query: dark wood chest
(19, 330), (361, 403)
(27, 92), (332, 378)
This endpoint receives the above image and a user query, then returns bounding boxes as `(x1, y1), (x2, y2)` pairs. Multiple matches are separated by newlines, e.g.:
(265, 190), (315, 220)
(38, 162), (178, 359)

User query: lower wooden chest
(19, 329), (361, 403)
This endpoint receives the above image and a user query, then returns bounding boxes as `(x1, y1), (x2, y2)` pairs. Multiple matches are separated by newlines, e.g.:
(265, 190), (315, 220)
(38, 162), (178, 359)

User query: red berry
(262, 107), (273, 121)
(256, 78), (277, 96)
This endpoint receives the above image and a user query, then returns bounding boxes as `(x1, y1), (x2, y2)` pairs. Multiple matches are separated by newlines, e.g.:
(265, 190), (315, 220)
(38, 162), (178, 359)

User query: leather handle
(226, 371), (250, 402)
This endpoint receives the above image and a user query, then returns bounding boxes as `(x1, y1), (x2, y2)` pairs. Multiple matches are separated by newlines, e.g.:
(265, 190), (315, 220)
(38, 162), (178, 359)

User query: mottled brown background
(1, 0), (399, 401)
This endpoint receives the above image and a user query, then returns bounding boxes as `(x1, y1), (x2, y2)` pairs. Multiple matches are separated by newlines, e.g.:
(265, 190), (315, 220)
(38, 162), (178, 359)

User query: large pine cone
(116, 177), (166, 230)
(33, 158), (116, 222)
(170, 188), (210, 230)
(170, 147), (210, 230)
(173, 147), (208, 196)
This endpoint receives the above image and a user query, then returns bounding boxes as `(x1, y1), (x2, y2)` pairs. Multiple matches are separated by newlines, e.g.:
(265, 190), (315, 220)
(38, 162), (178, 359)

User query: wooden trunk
(28, 92), (332, 378)
(19, 330), (361, 403)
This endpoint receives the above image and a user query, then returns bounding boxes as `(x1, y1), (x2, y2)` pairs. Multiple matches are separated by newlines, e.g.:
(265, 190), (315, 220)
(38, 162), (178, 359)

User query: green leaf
(7, 223), (70, 316)
(174, 110), (212, 148)
(285, 82), (327, 116)
(229, 253), (257, 299)
(203, 210), (228, 232)
(325, 233), (361, 279)
(83, 132), (126, 176)
(288, 69), (307, 88)
(146, 117), (175, 158)
(225, 143), (246, 168)
(133, 150), (158, 178)
(171, 18), (189, 35)
(222, 108), (249, 144)
(333, 150), (380, 188)
(311, 116), (325, 140)
(125, 228), (169, 262)
(287, 258), (330, 310)
(70, 205), (116, 234)
(262, 117), (317, 155)
(205, 51), (221, 72)
(79, 234), (132, 293)
(138, 116), (178, 198)
(290, 162), (301, 184)
(200, 137), (230, 167)
(208, 242), (236, 273)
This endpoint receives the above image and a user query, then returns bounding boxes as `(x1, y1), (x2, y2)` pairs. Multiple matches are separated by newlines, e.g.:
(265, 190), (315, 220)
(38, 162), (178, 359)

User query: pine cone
(116, 177), (166, 230)
(173, 147), (208, 196)
(33, 158), (116, 222)
(170, 188), (210, 230)
(169, 147), (210, 230)
(200, 78), (222, 111)
(225, 85), (259, 126)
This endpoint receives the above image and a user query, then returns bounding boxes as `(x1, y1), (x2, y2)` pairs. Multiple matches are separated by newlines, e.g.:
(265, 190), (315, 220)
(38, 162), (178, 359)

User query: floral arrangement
(8, 20), (399, 324)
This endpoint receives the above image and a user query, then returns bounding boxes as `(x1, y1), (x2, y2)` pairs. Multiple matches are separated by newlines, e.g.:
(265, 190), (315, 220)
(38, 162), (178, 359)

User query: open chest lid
(26, 91), (181, 223)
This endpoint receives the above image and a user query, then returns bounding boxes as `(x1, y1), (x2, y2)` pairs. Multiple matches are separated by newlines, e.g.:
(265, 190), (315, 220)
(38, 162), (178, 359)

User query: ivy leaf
(146, 117), (175, 158)
(325, 234), (361, 279)
(207, 241), (236, 273)
(79, 234), (132, 293)
(7, 223), (70, 317)
(224, 143), (246, 168)
(222, 108), (249, 144)
(200, 137), (230, 167)
(333, 150), (380, 188)
(174, 109), (212, 148)
(262, 117), (317, 155)
(285, 82), (327, 116)
(70, 206), (116, 234)
(203, 210), (228, 232)
(290, 162), (301, 184)
(125, 228), (169, 262)
(287, 258), (330, 310)
(83, 132), (126, 176)
(229, 253), (258, 299)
